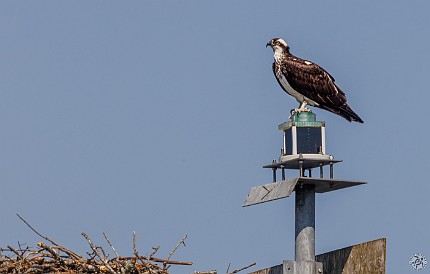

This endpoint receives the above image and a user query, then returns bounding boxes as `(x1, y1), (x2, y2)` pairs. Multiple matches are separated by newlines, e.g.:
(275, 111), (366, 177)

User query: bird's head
(266, 38), (290, 53)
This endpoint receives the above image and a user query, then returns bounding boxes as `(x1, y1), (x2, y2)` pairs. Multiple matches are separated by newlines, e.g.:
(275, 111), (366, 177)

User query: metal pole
(329, 162), (334, 179)
(282, 166), (286, 180)
(273, 167), (277, 182)
(295, 184), (316, 273)
(299, 161), (304, 177)
(272, 159), (277, 183)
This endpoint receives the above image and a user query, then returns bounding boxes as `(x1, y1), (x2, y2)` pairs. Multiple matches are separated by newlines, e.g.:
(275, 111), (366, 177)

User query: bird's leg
(289, 101), (312, 120)
(291, 101), (312, 114)
(298, 101), (308, 111)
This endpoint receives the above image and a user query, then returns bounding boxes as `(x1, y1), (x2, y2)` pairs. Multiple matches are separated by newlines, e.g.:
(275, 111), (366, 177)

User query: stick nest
(0, 215), (191, 274)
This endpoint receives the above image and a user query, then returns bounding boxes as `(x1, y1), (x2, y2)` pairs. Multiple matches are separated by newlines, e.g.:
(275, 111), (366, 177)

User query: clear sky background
(1, 1), (429, 273)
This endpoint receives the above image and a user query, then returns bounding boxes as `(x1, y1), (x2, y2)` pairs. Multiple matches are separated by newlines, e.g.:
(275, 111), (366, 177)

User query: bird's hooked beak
(266, 40), (274, 48)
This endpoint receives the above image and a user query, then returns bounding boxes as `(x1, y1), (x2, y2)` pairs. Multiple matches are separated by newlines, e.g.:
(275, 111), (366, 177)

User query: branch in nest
(163, 235), (187, 270)
(82, 232), (116, 274)
(103, 232), (120, 260)
(16, 213), (81, 259)
(228, 262), (256, 274)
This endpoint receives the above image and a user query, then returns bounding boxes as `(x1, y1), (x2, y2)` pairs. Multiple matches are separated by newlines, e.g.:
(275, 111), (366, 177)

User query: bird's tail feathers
(320, 104), (364, 123)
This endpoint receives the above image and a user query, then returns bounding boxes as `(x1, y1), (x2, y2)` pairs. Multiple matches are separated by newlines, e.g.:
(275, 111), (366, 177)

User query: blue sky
(1, 1), (429, 273)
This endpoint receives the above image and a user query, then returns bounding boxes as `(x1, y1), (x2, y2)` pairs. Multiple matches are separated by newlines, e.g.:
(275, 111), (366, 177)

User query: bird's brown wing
(276, 57), (363, 123)
(282, 57), (347, 108)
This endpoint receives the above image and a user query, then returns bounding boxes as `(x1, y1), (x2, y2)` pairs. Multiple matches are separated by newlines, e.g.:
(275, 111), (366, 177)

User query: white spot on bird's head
(266, 38), (290, 52)
(275, 38), (288, 48)
(267, 38), (290, 62)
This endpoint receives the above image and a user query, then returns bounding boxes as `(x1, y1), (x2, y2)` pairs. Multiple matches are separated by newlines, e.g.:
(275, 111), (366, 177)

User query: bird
(266, 38), (363, 123)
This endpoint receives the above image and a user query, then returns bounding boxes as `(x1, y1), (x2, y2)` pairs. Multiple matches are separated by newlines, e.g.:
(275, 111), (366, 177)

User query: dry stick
(100, 232), (121, 269)
(16, 214), (59, 246)
(115, 256), (192, 265)
(6, 246), (23, 260)
(37, 242), (65, 266)
(103, 232), (125, 274)
(51, 245), (83, 261)
(132, 231), (138, 258)
(81, 232), (116, 274)
(37, 242), (62, 261)
(16, 213), (81, 260)
(132, 232), (142, 274)
(103, 232), (120, 260)
(226, 262), (231, 274)
(103, 232), (123, 269)
(133, 231), (152, 274)
(163, 235), (187, 271)
(166, 235), (187, 262)
(229, 262), (256, 274)
(6, 246), (26, 273)
(23, 252), (43, 262)
(97, 245), (108, 260)
(16, 242), (28, 258)
(150, 245), (160, 258)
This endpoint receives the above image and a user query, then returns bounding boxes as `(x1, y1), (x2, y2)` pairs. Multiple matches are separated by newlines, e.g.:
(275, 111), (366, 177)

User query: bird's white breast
(278, 73), (304, 103)
(278, 72), (318, 106)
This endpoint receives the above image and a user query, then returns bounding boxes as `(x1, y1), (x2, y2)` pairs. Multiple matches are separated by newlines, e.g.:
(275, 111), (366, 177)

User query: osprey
(266, 38), (363, 123)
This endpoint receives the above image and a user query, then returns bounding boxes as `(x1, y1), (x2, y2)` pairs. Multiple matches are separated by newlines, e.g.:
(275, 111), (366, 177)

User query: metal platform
(243, 177), (367, 207)
(263, 154), (342, 170)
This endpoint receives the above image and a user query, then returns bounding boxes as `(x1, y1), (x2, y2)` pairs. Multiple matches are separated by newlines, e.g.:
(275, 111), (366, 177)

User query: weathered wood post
(243, 112), (381, 274)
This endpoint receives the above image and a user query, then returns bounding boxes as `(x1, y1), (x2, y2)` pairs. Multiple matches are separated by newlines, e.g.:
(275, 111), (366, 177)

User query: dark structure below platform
(249, 238), (386, 274)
